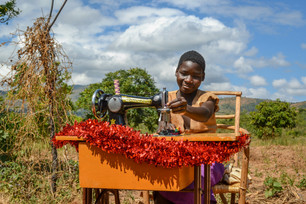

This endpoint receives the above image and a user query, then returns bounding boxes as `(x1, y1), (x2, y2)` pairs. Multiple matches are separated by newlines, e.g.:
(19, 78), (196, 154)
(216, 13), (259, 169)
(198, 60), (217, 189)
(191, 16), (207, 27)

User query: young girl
(154, 50), (224, 204)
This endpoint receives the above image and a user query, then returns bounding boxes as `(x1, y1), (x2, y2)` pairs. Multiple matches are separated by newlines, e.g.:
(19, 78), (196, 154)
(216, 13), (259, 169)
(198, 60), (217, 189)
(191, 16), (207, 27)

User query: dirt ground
(111, 145), (306, 204)
(245, 145), (305, 204)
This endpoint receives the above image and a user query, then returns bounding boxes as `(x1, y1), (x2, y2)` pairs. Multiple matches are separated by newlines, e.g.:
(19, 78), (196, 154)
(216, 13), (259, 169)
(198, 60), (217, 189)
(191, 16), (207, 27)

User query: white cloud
(0, 0), (304, 102)
(238, 53), (290, 69)
(244, 46), (258, 56)
(204, 82), (271, 99)
(270, 53), (290, 67)
(272, 10), (304, 26)
(161, 0), (304, 26)
(114, 6), (185, 25)
(272, 79), (287, 88)
(0, 64), (11, 80)
(302, 77), (306, 84)
(205, 82), (245, 92)
(233, 57), (253, 74)
(1, 1), (251, 87)
(248, 88), (270, 99)
(250, 75), (267, 86)
(272, 77), (306, 97)
(71, 73), (92, 85)
(159, 0), (228, 10)
(109, 16), (249, 54)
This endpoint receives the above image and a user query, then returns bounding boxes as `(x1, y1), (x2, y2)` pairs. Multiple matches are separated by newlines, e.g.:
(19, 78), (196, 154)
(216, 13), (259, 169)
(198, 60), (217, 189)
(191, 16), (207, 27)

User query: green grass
(0, 141), (80, 204)
(250, 133), (306, 146)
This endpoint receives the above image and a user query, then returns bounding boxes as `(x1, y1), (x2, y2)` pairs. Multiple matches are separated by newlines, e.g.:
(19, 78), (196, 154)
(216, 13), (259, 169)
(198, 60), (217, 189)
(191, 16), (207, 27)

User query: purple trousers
(158, 162), (224, 204)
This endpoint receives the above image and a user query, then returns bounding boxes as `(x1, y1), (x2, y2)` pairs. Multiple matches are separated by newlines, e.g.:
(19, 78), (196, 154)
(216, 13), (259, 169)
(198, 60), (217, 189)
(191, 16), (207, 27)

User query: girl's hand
(167, 97), (188, 115)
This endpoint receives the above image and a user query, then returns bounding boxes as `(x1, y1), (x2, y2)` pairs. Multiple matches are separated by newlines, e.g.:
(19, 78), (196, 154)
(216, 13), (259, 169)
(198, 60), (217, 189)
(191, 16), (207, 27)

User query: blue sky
(0, 0), (305, 102)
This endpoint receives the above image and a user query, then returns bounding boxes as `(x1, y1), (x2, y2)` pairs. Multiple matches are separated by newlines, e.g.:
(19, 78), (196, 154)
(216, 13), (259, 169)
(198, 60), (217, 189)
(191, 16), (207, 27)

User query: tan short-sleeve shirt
(168, 90), (219, 133)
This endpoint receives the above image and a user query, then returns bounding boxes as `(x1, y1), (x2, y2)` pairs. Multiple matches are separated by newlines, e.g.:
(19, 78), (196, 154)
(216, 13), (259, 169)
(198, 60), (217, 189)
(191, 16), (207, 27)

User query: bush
(250, 99), (297, 139)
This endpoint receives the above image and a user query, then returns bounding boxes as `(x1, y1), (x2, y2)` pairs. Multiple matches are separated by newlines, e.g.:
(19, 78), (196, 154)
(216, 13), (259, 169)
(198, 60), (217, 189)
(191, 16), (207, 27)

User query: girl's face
(175, 61), (204, 94)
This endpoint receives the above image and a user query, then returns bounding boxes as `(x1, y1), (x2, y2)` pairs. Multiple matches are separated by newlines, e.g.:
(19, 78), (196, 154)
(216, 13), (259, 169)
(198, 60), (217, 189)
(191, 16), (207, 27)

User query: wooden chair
(211, 91), (250, 204)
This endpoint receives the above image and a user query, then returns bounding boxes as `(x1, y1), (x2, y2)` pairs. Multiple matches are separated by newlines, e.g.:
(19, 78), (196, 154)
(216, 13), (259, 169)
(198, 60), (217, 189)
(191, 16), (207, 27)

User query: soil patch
(246, 145), (305, 204)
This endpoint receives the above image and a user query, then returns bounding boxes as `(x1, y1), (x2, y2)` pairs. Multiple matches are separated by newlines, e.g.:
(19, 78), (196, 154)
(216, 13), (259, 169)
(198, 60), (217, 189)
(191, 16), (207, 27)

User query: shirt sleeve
(197, 92), (219, 113)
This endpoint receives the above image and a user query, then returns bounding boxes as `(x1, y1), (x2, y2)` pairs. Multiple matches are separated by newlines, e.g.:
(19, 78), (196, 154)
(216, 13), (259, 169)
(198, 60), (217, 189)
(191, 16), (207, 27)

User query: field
(0, 95), (305, 203)
(0, 140), (305, 204)
(246, 145), (305, 204)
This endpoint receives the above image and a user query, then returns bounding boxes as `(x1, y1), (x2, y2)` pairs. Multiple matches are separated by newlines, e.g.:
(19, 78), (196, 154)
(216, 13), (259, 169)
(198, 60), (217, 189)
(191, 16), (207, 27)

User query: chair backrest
(210, 91), (242, 137)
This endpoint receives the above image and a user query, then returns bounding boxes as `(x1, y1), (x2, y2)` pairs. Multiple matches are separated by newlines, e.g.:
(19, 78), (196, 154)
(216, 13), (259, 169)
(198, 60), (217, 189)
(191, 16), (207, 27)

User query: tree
(0, 16), (72, 193)
(250, 99), (297, 138)
(76, 68), (160, 133)
(0, 0), (20, 24)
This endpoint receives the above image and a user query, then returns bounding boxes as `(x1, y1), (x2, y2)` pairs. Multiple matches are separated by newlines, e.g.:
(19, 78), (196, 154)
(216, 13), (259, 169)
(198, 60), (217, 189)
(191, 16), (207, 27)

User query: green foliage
(250, 99), (297, 139)
(296, 176), (306, 190)
(0, 0), (20, 24)
(284, 108), (306, 137)
(0, 17), (75, 194)
(76, 68), (160, 133)
(0, 157), (80, 203)
(279, 172), (295, 186)
(264, 176), (283, 198)
(0, 17), (75, 154)
(0, 96), (17, 161)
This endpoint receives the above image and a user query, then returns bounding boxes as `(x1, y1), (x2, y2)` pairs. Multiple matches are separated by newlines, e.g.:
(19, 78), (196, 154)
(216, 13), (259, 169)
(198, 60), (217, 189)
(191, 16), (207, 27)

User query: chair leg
(219, 193), (228, 204)
(142, 191), (150, 204)
(230, 193), (235, 204)
(239, 146), (250, 204)
(112, 189), (120, 204)
(103, 192), (109, 204)
(95, 189), (102, 204)
(93, 189), (120, 204)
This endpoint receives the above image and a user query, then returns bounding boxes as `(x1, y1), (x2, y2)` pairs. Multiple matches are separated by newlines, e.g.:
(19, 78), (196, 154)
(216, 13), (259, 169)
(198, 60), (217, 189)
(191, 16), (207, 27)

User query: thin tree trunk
(49, 85), (58, 194)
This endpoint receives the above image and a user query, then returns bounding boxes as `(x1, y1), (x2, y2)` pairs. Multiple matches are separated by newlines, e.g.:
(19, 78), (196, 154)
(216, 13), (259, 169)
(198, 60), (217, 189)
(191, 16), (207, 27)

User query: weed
(254, 168), (263, 177)
(296, 176), (306, 190)
(0, 155), (80, 203)
(279, 172), (295, 186)
(264, 176), (283, 198)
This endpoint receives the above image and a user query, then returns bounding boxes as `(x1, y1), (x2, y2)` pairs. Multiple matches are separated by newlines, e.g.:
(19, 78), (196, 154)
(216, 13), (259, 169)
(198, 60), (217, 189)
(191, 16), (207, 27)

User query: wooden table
(56, 132), (241, 204)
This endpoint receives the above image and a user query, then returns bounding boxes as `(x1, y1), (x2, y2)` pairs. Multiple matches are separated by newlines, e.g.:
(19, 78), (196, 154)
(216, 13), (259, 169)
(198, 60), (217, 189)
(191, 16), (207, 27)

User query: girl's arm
(167, 97), (216, 122)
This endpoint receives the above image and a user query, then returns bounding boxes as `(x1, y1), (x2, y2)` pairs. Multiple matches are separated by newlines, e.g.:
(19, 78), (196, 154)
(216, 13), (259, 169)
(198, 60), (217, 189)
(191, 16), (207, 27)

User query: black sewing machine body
(92, 89), (168, 126)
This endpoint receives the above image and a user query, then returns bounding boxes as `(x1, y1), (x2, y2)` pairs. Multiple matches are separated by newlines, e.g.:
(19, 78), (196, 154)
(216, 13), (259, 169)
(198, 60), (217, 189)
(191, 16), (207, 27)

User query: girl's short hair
(177, 50), (206, 72)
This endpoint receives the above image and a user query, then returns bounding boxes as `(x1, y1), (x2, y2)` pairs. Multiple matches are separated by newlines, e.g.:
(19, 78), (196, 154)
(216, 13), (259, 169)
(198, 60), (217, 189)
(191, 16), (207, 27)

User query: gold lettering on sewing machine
(121, 96), (152, 104)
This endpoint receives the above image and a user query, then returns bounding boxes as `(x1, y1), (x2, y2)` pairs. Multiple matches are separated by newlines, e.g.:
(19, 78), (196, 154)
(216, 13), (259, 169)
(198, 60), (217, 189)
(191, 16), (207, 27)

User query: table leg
(83, 188), (92, 204)
(194, 166), (201, 204)
(204, 164), (211, 204)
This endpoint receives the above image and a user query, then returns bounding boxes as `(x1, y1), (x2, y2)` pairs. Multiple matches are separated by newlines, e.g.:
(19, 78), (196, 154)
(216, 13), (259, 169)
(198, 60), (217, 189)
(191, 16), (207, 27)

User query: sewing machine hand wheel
(92, 89), (106, 119)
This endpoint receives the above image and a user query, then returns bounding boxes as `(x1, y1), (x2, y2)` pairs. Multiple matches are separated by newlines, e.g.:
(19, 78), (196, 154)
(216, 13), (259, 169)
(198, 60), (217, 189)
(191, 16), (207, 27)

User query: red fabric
(53, 119), (250, 168)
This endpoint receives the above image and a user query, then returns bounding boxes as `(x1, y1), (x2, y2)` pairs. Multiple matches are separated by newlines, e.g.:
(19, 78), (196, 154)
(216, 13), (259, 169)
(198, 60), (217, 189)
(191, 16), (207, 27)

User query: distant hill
(218, 97), (306, 114)
(218, 97), (267, 114)
(70, 85), (88, 102)
(0, 85), (88, 102)
(291, 101), (306, 109)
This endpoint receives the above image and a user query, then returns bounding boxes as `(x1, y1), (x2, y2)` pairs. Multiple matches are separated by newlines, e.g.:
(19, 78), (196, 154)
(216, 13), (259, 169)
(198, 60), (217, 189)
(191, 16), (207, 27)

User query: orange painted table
(56, 133), (240, 204)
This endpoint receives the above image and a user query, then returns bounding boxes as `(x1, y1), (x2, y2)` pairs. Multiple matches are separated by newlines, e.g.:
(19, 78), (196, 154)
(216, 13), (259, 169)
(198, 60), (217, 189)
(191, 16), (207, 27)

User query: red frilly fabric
(53, 119), (250, 168)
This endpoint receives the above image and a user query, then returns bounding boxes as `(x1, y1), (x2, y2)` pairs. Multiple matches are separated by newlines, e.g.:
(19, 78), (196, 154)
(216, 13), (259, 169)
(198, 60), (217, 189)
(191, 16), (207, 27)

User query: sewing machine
(91, 87), (173, 134)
